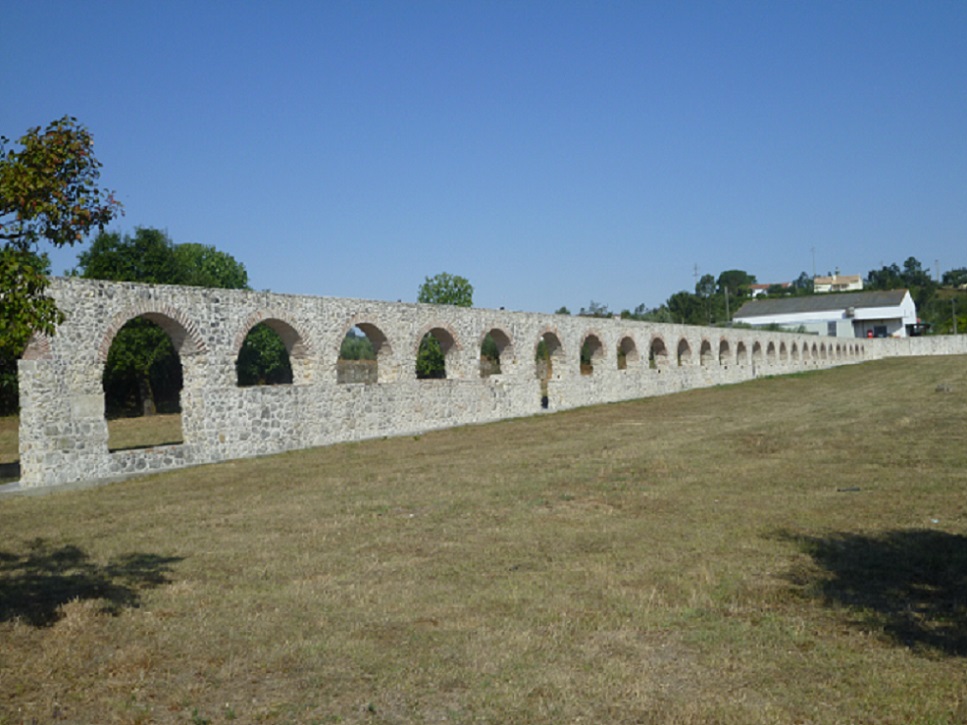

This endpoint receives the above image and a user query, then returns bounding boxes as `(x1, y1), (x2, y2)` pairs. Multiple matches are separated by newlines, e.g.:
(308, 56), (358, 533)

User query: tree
(716, 270), (757, 298)
(578, 300), (611, 318)
(866, 263), (903, 290)
(0, 249), (51, 413)
(418, 272), (473, 307)
(695, 273), (717, 324)
(0, 116), (122, 354)
(76, 227), (181, 284)
(867, 257), (937, 311)
(666, 291), (705, 325)
(416, 273), (472, 378)
(236, 324), (293, 386)
(902, 256), (933, 289)
(416, 333), (447, 379)
(174, 242), (249, 289)
(942, 268), (967, 288)
(695, 273), (716, 300)
(792, 271), (814, 294)
(555, 306), (571, 315)
(620, 303), (673, 323)
(339, 328), (376, 360)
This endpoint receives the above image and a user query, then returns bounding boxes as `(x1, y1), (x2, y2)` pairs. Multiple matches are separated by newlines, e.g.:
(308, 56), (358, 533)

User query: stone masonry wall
(16, 278), (967, 488)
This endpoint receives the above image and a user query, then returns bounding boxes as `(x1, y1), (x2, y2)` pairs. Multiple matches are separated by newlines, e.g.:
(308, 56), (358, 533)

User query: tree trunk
(138, 374), (157, 417)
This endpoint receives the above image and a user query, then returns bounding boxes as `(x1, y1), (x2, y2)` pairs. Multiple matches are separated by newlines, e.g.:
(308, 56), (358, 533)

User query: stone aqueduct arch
(14, 278), (966, 489)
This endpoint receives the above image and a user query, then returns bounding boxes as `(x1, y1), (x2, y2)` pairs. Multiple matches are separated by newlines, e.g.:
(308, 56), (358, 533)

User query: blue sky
(3, 1), (965, 313)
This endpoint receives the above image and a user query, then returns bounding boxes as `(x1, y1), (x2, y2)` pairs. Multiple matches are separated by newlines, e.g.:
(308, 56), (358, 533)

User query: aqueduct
(15, 277), (967, 488)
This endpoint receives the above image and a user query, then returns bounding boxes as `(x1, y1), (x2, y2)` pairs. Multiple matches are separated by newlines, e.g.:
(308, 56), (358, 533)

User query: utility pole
(953, 298), (958, 335)
(724, 286), (731, 324)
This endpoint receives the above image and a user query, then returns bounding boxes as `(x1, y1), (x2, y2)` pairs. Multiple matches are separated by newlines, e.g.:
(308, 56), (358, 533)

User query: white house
(813, 273), (863, 293)
(733, 289), (919, 338)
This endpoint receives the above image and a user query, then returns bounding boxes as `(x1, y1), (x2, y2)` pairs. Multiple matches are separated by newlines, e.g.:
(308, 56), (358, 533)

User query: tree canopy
(716, 269), (757, 297)
(76, 229), (249, 290)
(175, 242), (250, 289)
(942, 268), (967, 288)
(418, 272), (473, 307)
(0, 116), (122, 350)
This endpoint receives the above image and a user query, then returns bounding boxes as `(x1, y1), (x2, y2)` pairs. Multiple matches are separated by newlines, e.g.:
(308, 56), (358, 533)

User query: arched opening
(0, 346), (26, 483)
(790, 342), (798, 361)
(580, 333), (604, 376)
(338, 325), (382, 384)
(736, 341), (748, 365)
(0, 413), (16, 484)
(536, 331), (563, 408)
(766, 342), (777, 363)
(102, 316), (184, 451)
(699, 339), (714, 366)
(650, 337), (668, 370)
(617, 336), (639, 370)
(677, 339), (691, 367)
(719, 339), (731, 365)
(811, 342), (819, 359)
(417, 327), (457, 380)
(752, 342), (763, 364)
(481, 328), (513, 378)
(236, 322), (294, 386)
(820, 343), (828, 360)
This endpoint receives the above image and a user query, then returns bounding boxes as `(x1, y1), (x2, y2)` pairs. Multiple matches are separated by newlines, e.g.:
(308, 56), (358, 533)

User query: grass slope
(1, 357), (966, 723)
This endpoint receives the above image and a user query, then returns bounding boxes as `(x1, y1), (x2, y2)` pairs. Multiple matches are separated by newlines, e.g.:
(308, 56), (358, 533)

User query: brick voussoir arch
(22, 333), (53, 361)
(413, 321), (462, 356)
(535, 326), (566, 359)
(232, 310), (312, 361)
(97, 304), (208, 364)
(337, 315), (393, 359)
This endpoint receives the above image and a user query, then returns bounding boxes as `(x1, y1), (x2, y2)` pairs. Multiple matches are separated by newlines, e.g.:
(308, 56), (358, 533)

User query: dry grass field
(0, 416), (19, 484)
(1, 356), (966, 723)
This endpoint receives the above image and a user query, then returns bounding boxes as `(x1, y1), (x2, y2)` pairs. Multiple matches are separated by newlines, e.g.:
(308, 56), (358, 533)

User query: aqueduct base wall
(16, 278), (967, 488)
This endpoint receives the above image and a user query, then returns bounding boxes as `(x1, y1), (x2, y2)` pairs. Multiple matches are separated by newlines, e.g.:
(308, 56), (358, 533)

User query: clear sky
(3, 1), (965, 313)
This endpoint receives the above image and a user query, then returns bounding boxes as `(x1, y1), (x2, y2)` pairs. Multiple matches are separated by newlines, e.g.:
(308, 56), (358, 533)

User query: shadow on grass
(780, 529), (967, 656)
(0, 538), (183, 627)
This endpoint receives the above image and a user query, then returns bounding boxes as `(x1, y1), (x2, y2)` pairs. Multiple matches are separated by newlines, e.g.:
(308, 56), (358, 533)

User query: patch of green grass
(1, 357), (966, 723)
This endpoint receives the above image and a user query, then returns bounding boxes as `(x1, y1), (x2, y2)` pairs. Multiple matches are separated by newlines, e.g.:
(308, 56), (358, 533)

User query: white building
(733, 289), (919, 338)
(813, 273), (863, 293)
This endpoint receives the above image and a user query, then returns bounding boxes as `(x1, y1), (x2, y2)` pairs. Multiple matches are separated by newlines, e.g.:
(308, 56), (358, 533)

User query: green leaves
(0, 117), (122, 367)
(76, 230), (250, 290)
(0, 248), (60, 358)
(236, 324), (293, 387)
(417, 272), (473, 307)
(0, 116), (122, 250)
